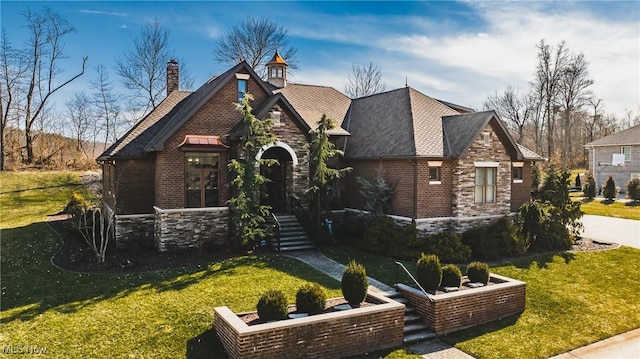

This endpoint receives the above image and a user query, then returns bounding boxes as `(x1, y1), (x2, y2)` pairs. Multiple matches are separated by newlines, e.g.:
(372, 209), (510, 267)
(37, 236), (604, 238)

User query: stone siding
(154, 206), (229, 252)
(397, 274), (526, 335)
(115, 214), (155, 249)
(213, 292), (404, 359)
(452, 122), (512, 218)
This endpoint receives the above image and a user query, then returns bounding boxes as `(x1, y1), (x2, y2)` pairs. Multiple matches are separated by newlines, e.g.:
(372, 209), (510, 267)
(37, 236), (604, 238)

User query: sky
(1, 0), (639, 121)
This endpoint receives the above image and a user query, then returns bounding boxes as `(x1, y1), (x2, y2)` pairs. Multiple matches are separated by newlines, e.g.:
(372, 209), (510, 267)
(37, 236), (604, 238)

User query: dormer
(266, 50), (288, 88)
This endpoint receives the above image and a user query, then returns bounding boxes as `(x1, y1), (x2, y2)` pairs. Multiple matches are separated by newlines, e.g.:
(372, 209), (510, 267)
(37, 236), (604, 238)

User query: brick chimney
(166, 59), (179, 95)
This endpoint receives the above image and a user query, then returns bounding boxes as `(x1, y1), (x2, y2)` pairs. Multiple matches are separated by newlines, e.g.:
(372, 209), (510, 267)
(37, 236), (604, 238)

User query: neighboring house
(584, 124), (640, 192)
(98, 51), (543, 252)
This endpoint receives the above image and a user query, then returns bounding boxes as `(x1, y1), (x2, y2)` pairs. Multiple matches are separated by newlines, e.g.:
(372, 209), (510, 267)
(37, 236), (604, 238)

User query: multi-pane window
(512, 167), (523, 181)
(475, 167), (496, 204)
(429, 167), (440, 181)
(238, 79), (247, 103)
(621, 146), (631, 162)
(185, 153), (219, 208)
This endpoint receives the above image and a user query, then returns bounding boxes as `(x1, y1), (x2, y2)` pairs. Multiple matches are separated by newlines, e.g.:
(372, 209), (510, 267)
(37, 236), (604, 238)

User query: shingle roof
(98, 90), (191, 160)
(276, 84), (351, 136)
(442, 111), (494, 157)
(584, 124), (640, 147)
(343, 87), (459, 158)
(517, 144), (546, 161)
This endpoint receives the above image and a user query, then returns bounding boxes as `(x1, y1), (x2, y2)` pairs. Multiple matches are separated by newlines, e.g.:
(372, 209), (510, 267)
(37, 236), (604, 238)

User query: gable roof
(517, 144), (546, 161)
(442, 110), (522, 159)
(584, 124), (640, 147)
(343, 87), (460, 158)
(276, 84), (351, 136)
(98, 90), (191, 160)
(144, 61), (272, 152)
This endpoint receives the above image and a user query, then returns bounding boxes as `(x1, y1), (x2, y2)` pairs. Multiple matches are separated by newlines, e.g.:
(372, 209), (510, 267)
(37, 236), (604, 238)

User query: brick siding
(213, 292), (404, 359)
(114, 158), (156, 214)
(511, 162), (532, 211)
(397, 274), (526, 335)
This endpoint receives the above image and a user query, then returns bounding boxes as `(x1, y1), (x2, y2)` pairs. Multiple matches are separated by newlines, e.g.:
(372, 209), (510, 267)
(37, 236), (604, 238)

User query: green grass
(0, 171), (343, 358)
(324, 245), (640, 359)
(578, 198), (640, 220)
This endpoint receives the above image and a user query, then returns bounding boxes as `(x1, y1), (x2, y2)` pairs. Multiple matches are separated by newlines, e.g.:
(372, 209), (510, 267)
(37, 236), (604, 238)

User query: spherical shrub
(467, 262), (490, 284)
(296, 283), (327, 314)
(416, 253), (442, 291)
(441, 264), (462, 288)
(341, 260), (368, 306)
(257, 289), (288, 321)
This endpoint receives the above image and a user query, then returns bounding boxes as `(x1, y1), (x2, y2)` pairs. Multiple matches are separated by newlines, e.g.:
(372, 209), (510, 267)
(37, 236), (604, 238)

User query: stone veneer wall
(115, 214), (155, 249)
(340, 208), (509, 235)
(396, 274), (526, 335)
(154, 206), (228, 252)
(213, 292), (404, 359)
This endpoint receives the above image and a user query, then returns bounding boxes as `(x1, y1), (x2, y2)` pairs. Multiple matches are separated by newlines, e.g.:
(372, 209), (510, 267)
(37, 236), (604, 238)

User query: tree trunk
(25, 125), (34, 164)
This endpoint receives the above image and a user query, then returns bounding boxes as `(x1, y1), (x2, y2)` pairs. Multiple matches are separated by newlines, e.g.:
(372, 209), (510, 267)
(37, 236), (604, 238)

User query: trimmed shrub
(341, 260), (368, 306)
(441, 264), (462, 288)
(296, 283), (327, 315)
(462, 217), (523, 260)
(361, 215), (401, 256)
(424, 231), (472, 263)
(467, 262), (490, 284)
(416, 253), (442, 291)
(583, 174), (597, 199)
(627, 178), (640, 202)
(574, 173), (581, 189)
(603, 176), (617, 200)
(257, 289), (288, 321)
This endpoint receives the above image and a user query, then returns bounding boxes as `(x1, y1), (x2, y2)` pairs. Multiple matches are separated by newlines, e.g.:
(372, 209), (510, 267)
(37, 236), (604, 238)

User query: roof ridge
(406, 87), (419, 156)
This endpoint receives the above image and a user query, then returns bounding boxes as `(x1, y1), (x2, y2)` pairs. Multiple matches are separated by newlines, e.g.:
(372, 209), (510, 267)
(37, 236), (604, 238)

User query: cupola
(266, 50), (288, 88)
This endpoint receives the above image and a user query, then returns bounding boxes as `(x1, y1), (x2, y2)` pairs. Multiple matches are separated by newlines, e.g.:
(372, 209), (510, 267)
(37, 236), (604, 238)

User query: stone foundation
(114, 213), (155, 249)
(153, 206), (229, 252)
(214, 292), (404, 359)
(397, 274), (526, 335)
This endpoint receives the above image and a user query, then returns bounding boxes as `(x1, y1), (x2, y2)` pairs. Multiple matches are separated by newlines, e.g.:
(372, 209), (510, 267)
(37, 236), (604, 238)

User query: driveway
(581, 215), (640, 249)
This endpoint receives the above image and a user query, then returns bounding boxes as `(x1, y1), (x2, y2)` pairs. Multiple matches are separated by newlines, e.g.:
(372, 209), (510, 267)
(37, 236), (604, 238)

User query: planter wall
(397, 274), (525, 335)
(214, 292), (404, 359)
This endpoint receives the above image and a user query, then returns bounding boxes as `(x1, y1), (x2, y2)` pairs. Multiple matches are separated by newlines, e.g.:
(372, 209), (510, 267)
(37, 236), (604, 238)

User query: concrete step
(278, 244), (316, 252)
(404, 322), (430, 334)
(403, 330), (436, 345)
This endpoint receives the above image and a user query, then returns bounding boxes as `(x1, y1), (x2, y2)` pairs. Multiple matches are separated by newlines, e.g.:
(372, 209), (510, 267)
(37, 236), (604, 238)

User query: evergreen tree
(627, 178), (640, 202)
(227, 93), (277, 248)
(583, 173), (596, 199)
(603, 176), (617, 200)
(306, 114), (351, 232)
(574, 173), (581, 189)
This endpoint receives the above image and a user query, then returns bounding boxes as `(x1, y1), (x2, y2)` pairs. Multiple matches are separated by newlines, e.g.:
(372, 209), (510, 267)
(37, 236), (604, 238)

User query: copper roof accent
(179, 135), (228, 148)
(276, 84), (351, 136)
(267, 50), (288, 66)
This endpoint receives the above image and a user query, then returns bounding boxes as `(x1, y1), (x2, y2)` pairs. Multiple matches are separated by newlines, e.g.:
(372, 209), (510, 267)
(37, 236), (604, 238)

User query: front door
(260, 147), (292, 213)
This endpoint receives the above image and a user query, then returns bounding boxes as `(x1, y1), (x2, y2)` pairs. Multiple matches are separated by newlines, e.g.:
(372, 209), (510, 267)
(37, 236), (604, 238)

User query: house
(584, 124), (640, 192)
(98, 51), (543, 252)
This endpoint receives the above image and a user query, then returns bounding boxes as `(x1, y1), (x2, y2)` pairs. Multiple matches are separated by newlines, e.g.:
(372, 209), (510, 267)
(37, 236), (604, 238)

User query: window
(483, 132), (490, 146)
(621, 146), (631, 162)
(475, 167), (496, 204)
(238, 79), (247, 103)
(512, 167), (523, 182)
(429, 167), (440, 181)
(185, 153), (219, 208)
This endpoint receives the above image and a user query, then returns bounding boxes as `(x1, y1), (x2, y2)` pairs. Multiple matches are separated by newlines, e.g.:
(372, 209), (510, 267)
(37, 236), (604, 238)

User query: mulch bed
(570, 237), (620, 252)
(47, 214), (240, 273)
(238, 298), (377, 326)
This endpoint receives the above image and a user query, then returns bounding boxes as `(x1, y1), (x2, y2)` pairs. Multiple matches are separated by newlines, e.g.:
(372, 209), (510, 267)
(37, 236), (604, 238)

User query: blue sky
(2, 1), (639, 120)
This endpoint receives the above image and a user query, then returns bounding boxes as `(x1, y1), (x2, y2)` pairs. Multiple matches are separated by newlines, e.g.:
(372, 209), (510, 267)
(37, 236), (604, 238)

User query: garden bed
(397, 273), (525, 335)
(214, 291), (404, 359)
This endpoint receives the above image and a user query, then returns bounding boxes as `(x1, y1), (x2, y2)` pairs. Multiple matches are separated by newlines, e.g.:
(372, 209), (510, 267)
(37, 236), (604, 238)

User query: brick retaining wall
(154, 206), (229, 252)
(397, 274), (525, 335)
(213, 292), (404, 359)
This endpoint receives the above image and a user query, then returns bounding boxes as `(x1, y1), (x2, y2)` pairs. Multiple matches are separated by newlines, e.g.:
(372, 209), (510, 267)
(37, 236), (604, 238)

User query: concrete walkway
(549, 328), (640, 359)
(581, 215), (640, 249)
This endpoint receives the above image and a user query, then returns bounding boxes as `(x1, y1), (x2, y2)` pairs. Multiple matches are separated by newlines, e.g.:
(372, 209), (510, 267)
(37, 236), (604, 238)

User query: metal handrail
(271, 212), (281, 252)
(394, 261), (434, 303)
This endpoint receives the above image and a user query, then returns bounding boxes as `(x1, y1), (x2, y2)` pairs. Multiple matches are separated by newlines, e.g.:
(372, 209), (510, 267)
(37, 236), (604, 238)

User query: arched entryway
(258, 143), (296, 213)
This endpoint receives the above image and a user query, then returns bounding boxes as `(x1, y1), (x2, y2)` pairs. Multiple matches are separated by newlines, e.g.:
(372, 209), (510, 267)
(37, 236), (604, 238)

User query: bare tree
(213, 17), (298, 77)
(115, 19), (170, 117)
(483, 86), (533, 143)
(585, 97), (603, 144)
(20, 7), (87, 164)
(344, 62), (386, 99)
(0, 28), (28, 170)
(534, 39), (570, 161)
(65, 91), (93, 156)
(558, 52), (593, 169)
(90, 64), (122, 150)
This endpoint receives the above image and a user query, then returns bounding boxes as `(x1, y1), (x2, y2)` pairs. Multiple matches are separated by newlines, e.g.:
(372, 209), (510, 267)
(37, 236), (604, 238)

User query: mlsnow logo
(3, 344), (47, 355)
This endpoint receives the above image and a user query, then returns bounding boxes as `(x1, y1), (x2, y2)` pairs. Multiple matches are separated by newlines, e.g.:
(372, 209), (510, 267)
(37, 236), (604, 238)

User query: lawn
(578, 198), (640, 220)
(0, 171), (344, 358)
(324, 246), (640, 359)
